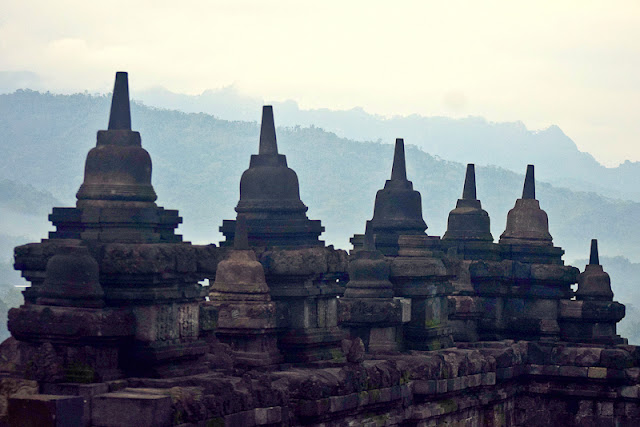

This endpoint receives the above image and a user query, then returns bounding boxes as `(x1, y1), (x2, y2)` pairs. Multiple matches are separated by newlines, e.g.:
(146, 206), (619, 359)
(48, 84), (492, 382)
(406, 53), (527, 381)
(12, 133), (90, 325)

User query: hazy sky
(1, 1), (639, 166)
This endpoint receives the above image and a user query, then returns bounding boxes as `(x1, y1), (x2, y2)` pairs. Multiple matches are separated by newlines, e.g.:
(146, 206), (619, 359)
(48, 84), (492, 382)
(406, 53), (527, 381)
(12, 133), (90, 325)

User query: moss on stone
(428, 340), (443, 351)
(63, 361), (95, 383)
(400, 370), (412, 384)
(425, 318), (441, 328)
(438, 398), (458, 414)
(330, 348), (345, 362)
(206, 417), (225, 427)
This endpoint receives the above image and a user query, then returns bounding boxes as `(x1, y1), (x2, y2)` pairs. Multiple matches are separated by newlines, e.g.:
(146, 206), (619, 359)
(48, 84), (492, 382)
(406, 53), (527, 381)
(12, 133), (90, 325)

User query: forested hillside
(2, 90), (638, 259)
(137, 86), (640, 202)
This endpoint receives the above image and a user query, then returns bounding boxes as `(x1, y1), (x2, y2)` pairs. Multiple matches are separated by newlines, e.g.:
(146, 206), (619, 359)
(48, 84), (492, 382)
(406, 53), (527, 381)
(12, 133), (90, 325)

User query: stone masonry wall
(5, 339), (637, 426)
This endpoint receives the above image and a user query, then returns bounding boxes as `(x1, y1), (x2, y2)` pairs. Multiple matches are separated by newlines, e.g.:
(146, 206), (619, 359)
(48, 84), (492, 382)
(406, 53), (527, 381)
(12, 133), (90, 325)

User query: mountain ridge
(134, 86), (640, 202)
(0, 90), (638, 264)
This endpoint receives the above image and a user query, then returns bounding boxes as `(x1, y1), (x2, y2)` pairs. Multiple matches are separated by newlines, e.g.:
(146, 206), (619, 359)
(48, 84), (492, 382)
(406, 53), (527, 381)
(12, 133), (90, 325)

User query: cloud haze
(1, 0), (639, 165)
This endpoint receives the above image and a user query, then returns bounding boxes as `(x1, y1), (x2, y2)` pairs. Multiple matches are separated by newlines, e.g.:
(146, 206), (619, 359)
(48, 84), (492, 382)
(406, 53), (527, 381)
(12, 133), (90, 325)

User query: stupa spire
(107, 72), (132, 131)
(522, 164), (535, 199)
(462, 164), (477, 200)
(589, 239), (600, 265)
(390, 138), (407, 181)
(259, 106), (278, 155)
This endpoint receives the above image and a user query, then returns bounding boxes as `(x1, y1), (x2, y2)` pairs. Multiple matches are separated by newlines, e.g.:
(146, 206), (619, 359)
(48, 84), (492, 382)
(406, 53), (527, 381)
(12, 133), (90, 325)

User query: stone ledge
(224, 406), (283, 426)
(8, 394), (84, 427)
(5, 340), (636, 426)
(296, 384), (411, 418)
(8, 305), (134, 343)
(40, 383), (109, 427)
(91, 389), (173, 427)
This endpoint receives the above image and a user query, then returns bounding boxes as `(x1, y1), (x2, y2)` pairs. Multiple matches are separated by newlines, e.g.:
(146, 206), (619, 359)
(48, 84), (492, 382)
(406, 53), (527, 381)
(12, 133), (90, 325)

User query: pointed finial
(234, 215), (250, 250)
(390, 138), (407, 181)
(589, 239), (599, 265)
(522, 164), (535, 199)
(462, 164), (477, 199)
(259, 105), (278, 155)
(108, 72), (132, 130)
(363, 224), (376, 251)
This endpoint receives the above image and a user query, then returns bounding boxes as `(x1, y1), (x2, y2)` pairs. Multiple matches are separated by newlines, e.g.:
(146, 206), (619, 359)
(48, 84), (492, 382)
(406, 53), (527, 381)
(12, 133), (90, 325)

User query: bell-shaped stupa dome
(443, 164), (493, 242)
(499, 165), (553, 246)
(220, 106), (324, 248)
(76, 72), (157, 205)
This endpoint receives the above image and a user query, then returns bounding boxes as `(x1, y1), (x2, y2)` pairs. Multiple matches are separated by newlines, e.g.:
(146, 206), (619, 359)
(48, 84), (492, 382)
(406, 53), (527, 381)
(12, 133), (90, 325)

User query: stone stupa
(12, 72), (208, 379)
(340, 227), (408, 353)
(209, 216), (282, 367)
(220, 106), (324, 248)
(499, 164), (553, 246)
(498, 165), (564, 264)
(351, 138), (428, 256)
(443, 164), (493, 243)
(560, 239), (626, 344)
(49, 71), (182, 244)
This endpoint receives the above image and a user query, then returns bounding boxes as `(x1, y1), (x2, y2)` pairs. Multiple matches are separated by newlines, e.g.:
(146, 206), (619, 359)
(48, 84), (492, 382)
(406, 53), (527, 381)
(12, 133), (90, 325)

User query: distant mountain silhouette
(135, 86), (640, 202)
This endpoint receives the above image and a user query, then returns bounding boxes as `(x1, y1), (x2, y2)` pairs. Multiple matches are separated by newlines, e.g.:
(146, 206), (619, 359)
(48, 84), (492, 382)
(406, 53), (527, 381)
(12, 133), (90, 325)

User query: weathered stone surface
(390, 256), (448, 280)
(345, 338), (365, 364)
(40, 383), (108, 427)
(193, 244), (227, 275)
(0, 377), (37, 422)
(9, 305), (133, 343)
(259, 247), (347, 276)
(339, 298), (407, 326)
(208, 221), (282, 367)
(469, 259), (511, 279)
(529, 263), (579, 283)
(601, 349), (633, 370)
(99, 243), (197, 275)
(91, 389), (173, 427)
(556, 347), (602, 367)
(344, 241), (393, 299)
(0, 336), (637, 426)
(8, 394), (84, 427)
(36, 242), (104, 308)
(340, 234), (406, 353)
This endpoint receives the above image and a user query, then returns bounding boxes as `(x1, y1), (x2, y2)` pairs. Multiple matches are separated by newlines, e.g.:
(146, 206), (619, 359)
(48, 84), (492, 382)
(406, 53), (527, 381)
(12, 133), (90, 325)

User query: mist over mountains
(0, 89), (639, 343)
(136, 86), (640, 203)
(1, 89), (639, 262)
